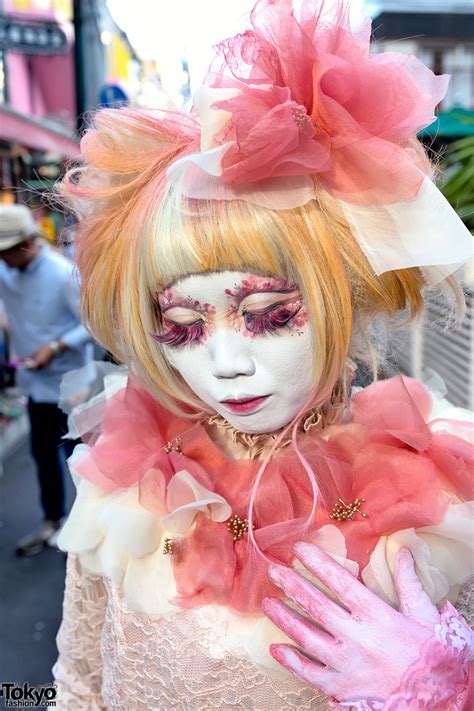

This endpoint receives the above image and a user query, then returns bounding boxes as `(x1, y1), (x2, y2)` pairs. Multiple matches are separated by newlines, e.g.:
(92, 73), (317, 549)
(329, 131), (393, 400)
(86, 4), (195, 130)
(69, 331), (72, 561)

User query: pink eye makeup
(157, 289), (216, 315)
(242, 299), (304, 335)
(153, 320), (206, 347)
(152, 288), (216, 348)
(226, 276), (308, 337)
(152, 274), (308, 349)
(224, 275), (295, 301)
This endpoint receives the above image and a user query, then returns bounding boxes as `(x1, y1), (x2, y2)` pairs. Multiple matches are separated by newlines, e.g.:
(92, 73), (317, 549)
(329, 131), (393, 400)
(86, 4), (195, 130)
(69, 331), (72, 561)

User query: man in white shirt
(0, 204), (92, 555)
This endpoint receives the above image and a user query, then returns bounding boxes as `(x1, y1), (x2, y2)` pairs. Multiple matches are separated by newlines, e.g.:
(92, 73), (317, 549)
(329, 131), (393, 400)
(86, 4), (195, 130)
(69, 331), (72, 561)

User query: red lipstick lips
(220, 395), (269, 414)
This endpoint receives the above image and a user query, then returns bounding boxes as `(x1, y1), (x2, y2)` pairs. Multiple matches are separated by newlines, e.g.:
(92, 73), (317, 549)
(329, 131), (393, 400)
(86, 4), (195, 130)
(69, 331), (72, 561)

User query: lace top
(53, 553), (329, 710)
(53, 554), (473, 710)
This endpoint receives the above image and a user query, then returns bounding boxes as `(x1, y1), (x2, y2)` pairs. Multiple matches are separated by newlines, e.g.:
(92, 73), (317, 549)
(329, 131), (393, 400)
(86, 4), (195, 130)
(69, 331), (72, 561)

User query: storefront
(0, 2), (79, 447)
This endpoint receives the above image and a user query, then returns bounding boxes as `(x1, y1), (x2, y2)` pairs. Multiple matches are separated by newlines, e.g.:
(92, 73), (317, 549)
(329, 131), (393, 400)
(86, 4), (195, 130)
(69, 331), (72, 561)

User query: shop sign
(0, 14), (68, 54)
(99, 83), (129, 108)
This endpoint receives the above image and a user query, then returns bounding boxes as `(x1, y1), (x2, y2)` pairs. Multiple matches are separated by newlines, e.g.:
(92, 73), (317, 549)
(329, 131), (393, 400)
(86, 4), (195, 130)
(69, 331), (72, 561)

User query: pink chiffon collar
(72, 373), (473, 614)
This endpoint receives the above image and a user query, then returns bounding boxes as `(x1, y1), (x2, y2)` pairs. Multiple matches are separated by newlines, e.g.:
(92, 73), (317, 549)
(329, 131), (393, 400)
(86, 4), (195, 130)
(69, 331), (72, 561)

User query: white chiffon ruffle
(362, 501), (474, 608)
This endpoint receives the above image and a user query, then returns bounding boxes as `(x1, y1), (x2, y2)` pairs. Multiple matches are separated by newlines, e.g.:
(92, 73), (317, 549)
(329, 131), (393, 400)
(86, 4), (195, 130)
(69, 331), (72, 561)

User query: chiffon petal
(63, 367), (474, 613)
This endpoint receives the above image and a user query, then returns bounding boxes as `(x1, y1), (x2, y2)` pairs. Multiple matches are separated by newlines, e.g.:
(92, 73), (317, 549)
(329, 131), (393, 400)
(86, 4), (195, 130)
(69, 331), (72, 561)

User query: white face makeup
(154, 271), (316, 434)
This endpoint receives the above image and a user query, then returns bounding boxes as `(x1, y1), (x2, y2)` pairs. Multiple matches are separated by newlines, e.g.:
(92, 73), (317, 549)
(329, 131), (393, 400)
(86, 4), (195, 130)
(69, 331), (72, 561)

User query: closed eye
(243, 301), (302, 335)
(152, 319), (206, 347)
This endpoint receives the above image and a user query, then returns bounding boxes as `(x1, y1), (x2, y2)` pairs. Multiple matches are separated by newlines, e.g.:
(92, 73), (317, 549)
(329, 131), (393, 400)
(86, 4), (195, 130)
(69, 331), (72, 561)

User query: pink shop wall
(4, 2), (76, 129)
(6, 52), (76, 128)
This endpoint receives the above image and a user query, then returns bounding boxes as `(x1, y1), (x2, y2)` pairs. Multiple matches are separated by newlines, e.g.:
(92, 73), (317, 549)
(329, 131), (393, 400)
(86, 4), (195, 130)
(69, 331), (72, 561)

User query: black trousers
(27, 398), (77, 522)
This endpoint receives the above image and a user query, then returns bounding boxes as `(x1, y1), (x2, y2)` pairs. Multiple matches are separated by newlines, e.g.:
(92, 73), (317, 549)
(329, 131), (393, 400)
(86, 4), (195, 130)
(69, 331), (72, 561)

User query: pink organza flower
(213, 84), (330, 184)
(205, 0), (449, 203)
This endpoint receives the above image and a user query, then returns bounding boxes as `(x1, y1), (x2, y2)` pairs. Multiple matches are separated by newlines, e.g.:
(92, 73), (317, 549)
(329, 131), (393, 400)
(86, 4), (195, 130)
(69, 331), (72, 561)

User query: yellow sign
(10, 0), (72, 20)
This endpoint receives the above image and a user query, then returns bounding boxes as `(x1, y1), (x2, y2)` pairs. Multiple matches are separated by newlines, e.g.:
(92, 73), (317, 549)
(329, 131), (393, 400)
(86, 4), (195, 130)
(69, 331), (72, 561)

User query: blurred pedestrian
(60, 213), (78, 262)
(0, 204), (92, 555)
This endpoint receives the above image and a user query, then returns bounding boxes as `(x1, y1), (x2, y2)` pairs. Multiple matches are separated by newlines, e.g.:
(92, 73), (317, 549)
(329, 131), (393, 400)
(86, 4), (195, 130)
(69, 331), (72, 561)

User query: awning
(0, 104), (80, 158)
(419, 108), (474, 139)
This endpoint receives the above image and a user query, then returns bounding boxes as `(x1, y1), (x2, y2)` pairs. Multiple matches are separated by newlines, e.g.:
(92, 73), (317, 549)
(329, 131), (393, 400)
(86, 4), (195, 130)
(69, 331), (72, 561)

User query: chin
(223, 410), (295, 435)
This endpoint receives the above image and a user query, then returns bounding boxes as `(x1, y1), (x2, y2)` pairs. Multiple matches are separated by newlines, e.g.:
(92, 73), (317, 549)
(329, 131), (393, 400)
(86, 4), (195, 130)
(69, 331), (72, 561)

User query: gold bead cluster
(164, 437), (182, 454)
(293, 106), (310, 130)
(227, 514), (254, 541)
(163, 537), (174, 555)
(330, 497), (367, 522)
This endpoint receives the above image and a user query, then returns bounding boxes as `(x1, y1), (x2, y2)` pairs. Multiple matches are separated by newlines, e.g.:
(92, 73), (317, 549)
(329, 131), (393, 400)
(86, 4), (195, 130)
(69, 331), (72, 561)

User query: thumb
(394, 548), (440, 627)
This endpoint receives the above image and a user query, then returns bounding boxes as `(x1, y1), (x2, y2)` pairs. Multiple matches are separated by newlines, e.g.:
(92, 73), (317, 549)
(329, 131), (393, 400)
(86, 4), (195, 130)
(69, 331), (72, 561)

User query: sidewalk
(0, 433), (74, 707)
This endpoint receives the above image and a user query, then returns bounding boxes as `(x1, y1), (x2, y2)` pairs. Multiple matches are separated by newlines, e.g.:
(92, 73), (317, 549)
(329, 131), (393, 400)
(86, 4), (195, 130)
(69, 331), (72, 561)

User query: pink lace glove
(262, 544), (473, 710)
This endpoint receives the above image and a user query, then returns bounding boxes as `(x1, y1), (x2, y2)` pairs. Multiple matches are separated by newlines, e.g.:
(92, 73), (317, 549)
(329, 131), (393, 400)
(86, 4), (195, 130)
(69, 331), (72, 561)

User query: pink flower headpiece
(166, 0), (472, 285)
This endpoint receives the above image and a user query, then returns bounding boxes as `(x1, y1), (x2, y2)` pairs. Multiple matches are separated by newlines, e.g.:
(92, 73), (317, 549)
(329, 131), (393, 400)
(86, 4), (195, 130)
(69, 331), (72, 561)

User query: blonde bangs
(142, 193), (295, 292)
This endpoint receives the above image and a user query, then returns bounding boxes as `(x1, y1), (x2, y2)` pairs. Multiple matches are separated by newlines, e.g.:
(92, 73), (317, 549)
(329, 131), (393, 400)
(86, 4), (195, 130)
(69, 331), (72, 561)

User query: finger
(269, 643), (338, 696)
(268, 563), (351, 635)
(394, 548), (440, 627)
(293, 542), (387, 615)
(262, 597), (343, 669)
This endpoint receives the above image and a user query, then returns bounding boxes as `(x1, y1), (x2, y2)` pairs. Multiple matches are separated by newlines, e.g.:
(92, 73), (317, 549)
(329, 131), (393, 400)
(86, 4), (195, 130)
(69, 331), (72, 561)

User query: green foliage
(439, 117), (474, 232)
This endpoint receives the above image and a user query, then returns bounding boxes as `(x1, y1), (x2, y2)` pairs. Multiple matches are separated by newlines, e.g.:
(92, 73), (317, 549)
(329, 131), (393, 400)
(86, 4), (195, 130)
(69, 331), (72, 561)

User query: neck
(203, 380), (350, 461)
(18, 241), (41, 270)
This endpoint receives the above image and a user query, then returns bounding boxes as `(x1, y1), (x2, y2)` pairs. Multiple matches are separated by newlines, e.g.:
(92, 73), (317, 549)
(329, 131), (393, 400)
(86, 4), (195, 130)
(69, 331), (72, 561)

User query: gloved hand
(263, 544), (473, 709)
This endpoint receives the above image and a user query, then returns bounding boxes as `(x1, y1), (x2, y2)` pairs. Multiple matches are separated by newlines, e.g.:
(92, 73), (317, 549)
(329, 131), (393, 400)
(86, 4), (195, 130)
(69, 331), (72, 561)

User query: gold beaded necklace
(204, 368), (353, 460)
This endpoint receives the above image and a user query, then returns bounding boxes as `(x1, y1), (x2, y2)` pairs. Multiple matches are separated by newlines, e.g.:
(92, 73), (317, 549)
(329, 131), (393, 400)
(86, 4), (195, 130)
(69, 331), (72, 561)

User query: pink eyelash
(244, 303), (302, 335)
(152, 302), (303, 347)
(152, 321), (205, 347)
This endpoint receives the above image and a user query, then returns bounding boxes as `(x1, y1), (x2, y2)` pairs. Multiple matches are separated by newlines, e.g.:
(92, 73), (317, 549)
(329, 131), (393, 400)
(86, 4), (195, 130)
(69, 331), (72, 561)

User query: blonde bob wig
(59, 107), (460, 418)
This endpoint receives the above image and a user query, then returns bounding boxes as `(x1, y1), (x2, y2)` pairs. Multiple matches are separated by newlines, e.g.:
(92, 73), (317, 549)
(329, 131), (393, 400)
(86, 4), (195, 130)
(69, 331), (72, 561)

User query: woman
(52, 1), (473, 708)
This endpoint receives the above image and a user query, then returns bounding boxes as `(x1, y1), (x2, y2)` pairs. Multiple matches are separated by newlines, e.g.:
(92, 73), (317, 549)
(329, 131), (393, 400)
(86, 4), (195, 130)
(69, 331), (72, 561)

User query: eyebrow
(157, 290), (216, 314)
(225, 277), (297, 301)
(156, 276), (297, 312)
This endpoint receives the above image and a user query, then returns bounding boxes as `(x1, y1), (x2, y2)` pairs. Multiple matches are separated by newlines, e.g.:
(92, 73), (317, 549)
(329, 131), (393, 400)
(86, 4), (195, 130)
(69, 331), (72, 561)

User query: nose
(209, 330), (256, 379)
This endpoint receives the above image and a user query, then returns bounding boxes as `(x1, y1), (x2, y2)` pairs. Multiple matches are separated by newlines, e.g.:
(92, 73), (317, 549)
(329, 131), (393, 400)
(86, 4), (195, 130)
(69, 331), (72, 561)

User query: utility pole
(72, 0), (106, 137)
(73, 0), (86, 136)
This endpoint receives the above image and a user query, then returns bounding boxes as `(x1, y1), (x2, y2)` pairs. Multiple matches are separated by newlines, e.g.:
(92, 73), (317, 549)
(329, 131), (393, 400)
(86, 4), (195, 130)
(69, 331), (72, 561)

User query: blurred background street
(0, 0), (473, 708)
(0, 439), (74, 699)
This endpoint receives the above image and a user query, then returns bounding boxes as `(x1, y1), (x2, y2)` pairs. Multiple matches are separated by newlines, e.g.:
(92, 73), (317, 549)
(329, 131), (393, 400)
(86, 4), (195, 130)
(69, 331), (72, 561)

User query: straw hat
(0, 204), (37, 251)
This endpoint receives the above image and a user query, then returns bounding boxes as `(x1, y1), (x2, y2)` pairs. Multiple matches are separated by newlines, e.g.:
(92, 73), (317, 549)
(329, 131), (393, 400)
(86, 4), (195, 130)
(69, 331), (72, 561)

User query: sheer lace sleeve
(52, 553), (107, 710)
(456, 580), (474, 627)
(333, 590), (474, 711)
